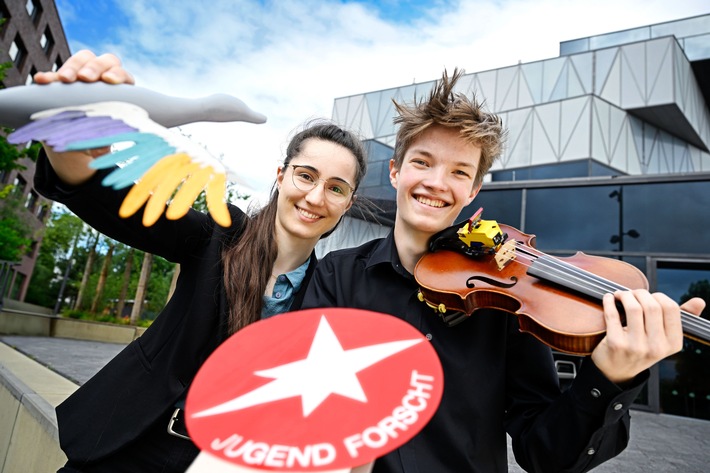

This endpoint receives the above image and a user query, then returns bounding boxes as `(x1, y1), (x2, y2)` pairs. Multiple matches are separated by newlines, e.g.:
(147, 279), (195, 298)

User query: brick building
(1, 0), (71, 300)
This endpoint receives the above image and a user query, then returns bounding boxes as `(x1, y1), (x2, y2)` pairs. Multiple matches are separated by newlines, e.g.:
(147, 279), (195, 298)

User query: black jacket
(34, 153), (317, 463)
(301, 231), (647, 473)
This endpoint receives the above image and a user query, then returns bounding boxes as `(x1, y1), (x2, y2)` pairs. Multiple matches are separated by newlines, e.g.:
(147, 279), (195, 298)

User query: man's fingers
(680, 297), (706, 317)
(646, 292), (682, 351)
(602, 292), (624, 336)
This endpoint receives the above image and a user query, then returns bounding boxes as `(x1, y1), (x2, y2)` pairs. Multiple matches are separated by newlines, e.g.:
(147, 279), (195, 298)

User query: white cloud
(61, 0), (710, 207)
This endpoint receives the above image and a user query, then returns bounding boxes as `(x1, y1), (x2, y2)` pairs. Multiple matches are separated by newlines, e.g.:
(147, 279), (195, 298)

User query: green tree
(0, 58), (43, 262)
(0, 185), (32, 261)
(24, 209), (86, 307)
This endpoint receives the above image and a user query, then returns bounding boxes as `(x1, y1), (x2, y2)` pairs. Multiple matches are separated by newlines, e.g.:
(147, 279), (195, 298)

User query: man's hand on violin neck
(681, 297), (707, 320)
(591, 290), (704, 385)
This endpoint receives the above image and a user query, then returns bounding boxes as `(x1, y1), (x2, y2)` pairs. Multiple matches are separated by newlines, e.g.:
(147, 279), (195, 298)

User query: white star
(192, 315), (423, 418)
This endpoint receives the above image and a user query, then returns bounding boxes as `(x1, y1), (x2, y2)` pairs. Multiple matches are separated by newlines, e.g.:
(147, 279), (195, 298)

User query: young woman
(33, 51), (368, 473)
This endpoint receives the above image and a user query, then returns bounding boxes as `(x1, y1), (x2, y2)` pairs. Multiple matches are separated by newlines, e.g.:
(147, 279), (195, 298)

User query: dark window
(25, 190), (39, 212)
(9, 36), (27, 69)
(26, 0), (42, 25)
(36, 202), (49, 221)
(0, 3), (10, 38)
(26, 66), (37, 84)
(359, 140), (396, 202)
(12, 175), (28, 196)
(524, 186), (619, 253)
(40, 27), (54, 55)
(490, 159), (624, 182)
(463, 189), (523, 230)
(623, 182), (710, 255)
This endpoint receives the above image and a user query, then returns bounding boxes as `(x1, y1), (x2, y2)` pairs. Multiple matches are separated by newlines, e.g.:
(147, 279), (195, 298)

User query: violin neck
(681, 310), (710, 346)
(527, 257), (710, 346)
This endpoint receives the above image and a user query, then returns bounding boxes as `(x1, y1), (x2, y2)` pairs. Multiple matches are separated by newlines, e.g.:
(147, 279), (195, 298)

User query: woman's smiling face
(275, 138), (357, 245)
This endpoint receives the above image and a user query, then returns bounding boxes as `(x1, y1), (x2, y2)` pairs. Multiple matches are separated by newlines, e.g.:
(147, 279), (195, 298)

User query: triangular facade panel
(569, 53), (593, 95)
(619, 45), (647, 108)
(600, 50), (623, 106)
(590, 113), (609, 166)
(531, 107), (559, 164)
(591, 98), (612, 160)
(476, 71), (499, 113)
(500, 108), (534, 169)
(334, 95), (373, 138)
(565, 58), (588, 99)
(497, 66), (520, 111)
(516, 67), (537, 109)
(535, 102), (562, 158)
(623, 122), (643, 175)
(520, 61), (544, 105)
(541, 57), (566, 103)
(646, 38), (674, 105)
(594, 48), (617, 96)
(559, 97), (591, 159)
(548, 61), (569, 103)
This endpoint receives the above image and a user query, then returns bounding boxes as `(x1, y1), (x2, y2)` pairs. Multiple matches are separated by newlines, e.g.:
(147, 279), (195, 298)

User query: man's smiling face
(389, 124), (482, 239)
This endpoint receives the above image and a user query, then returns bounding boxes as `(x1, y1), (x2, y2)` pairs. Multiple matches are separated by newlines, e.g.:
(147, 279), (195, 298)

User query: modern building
(325, 13), (710, 420)
(0, 0), (71, 301)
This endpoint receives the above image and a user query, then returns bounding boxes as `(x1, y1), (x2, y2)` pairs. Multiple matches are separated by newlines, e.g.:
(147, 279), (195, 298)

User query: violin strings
(514, 243), (624, 295)
(500, 242), (710, 338)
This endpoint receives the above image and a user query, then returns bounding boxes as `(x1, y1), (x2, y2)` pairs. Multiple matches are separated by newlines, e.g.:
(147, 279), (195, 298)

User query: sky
(53, 0), (710, 207)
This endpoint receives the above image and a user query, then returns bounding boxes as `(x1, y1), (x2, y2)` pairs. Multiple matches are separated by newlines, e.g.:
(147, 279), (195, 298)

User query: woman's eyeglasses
(288, 165), (354, 203)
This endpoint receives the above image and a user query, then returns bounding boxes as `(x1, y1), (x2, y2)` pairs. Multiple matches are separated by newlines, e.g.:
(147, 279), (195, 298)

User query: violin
(414, 208), (710, 355)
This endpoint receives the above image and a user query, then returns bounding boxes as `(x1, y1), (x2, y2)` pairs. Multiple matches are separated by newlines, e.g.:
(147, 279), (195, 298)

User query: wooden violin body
(415, 223), (700, 355)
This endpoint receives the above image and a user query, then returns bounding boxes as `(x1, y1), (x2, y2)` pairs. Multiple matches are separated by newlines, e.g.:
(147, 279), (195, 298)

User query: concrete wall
(0, 342), (74, 472)
(0, 310), (147, 341)
(0, 309), (145, 472)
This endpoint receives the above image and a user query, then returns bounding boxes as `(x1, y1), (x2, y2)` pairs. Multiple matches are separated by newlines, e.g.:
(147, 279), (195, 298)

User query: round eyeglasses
(288, 165), (354, 203)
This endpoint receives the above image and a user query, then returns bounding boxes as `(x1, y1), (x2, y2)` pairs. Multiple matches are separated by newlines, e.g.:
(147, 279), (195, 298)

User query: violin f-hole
(466, 275), (518, 289)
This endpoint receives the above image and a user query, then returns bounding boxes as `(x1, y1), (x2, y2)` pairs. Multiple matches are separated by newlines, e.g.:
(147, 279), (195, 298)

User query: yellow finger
(165, 165), (214, 220)
(119, 153), (190, 218)
(205, 172), (231, 227)
(143, 161), (202, 226)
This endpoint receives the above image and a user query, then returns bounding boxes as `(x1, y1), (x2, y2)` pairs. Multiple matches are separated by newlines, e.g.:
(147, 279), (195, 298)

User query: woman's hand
(34, 49), (135, 85)
(32, 50), (133, 183)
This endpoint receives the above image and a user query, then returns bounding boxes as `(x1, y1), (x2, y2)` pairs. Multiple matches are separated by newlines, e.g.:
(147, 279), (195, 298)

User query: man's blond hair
(392, 68), (506, 186)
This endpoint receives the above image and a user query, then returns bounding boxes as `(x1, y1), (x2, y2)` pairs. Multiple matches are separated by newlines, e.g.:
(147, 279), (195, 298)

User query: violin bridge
(495, 239), (516, 270)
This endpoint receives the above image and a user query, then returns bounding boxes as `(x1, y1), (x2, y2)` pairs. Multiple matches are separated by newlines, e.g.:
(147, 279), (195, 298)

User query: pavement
(2, 335), (710, 472)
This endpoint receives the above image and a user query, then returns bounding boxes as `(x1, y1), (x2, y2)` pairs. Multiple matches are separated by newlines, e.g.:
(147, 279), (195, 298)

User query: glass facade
(334, 36), (710, 179)
(655, 264), (710, 420)
(560, 13), (710, 61)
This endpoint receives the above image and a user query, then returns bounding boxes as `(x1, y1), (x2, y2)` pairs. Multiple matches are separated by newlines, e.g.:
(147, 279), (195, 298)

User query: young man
(301, 69), (705, 472)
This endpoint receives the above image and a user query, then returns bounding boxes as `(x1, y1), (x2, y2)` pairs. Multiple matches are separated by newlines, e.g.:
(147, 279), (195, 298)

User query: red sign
(185, 308), (443, 471)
